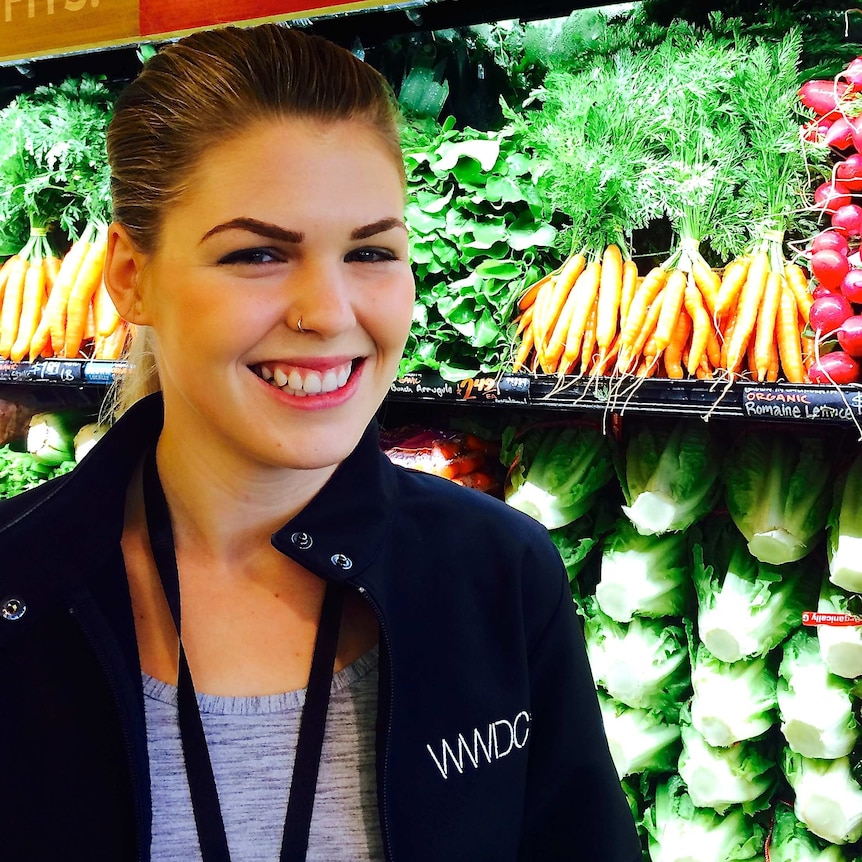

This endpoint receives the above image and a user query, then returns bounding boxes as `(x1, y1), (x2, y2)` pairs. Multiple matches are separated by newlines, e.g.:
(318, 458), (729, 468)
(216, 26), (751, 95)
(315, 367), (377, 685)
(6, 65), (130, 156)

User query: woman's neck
(154, 418), (337, 566)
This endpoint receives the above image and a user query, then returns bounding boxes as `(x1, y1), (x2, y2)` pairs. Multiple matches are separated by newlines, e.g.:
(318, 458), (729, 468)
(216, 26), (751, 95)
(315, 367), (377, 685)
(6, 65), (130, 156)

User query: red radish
(841, 269), (862, 303)
(810, 293), (854, 332)
(825, 116), (855, 149)
(840, 58), (862, 89)
(832, 204), (862, 236)
(836, 153), (862, 190)
(811, 248), (851, 288)
(809, 350), (860, 384)
(851, 116), (862, 152)
(813, 284), (839, 299)
(804, 116), (836, 143)
(814, 181), (852, 214)
(811, 230), (850, 256)
(838, 315), (862, 356)
(800, 79), (853, 114)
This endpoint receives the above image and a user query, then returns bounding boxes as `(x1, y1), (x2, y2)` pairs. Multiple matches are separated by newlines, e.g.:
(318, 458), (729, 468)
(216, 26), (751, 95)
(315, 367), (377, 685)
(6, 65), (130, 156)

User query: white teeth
(321, 370), (338, 393)
(257, 360), (354, 396)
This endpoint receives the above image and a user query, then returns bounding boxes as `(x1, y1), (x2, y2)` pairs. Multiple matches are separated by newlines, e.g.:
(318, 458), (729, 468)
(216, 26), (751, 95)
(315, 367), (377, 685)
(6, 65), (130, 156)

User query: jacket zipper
(69, 601), (147, 862)
(356, 584), (396, 862)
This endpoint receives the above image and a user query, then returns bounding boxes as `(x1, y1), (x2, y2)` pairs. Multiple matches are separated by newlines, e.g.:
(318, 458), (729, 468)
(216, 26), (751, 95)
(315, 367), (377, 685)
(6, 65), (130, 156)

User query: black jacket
(0, 393), (640, 861)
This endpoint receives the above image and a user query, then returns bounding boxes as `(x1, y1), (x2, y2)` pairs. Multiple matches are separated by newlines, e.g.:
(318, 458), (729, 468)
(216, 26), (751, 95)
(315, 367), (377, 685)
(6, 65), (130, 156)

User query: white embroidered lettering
(427, 711), (531, 778)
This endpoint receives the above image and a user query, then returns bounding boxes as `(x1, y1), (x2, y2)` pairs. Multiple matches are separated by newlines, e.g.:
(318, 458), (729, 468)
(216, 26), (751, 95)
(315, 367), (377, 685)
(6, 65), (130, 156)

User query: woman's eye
(347, 247), (398, 264)
(218, 247), (282, 266)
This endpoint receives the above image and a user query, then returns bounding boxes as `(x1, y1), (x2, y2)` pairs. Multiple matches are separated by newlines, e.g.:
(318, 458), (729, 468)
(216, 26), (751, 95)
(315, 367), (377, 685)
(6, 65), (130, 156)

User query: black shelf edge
(388, 371), (862, 426)
(0, 359), (126, 386)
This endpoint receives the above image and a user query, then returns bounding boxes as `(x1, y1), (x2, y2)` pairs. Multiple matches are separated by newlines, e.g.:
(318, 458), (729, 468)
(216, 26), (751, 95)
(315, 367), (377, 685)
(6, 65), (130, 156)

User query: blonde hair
(105, 24), (402, 418)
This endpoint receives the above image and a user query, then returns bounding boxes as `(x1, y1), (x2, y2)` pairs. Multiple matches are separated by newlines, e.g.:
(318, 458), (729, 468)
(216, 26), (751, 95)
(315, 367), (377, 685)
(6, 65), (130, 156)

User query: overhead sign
(0, 0), (388, 64)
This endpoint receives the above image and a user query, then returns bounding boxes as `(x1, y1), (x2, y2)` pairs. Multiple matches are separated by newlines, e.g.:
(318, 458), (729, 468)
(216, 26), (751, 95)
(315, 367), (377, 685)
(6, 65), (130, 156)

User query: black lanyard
(142, 446), (344, 862)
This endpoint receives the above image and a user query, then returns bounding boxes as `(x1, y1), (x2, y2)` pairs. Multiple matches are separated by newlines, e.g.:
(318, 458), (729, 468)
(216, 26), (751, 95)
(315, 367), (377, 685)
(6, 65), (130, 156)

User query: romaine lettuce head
(502, 423), (614, 529)
(769, 803), (850, 862)
(548, 516), (600, 595)
(693, 518), (818, 663)
(783, 750), (862, 845)
(620, 420), (720, 535)
(597, 691), (682, 779)
(677, 719), (777, 814)
(595, 518), (692, 623)
(690, 642), (778, 747)
(817, 580), (862, 680)
(582, 596), (691, 716)
(828, 450), (862, 594)
(644, 776), (766, 862)
(778, 630), (859, 761)
(723, 431), (833, 565)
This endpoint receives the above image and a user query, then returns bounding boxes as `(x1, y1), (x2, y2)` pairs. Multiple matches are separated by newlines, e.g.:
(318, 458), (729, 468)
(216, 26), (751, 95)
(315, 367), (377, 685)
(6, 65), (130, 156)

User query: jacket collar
(0, 392), (397, 627)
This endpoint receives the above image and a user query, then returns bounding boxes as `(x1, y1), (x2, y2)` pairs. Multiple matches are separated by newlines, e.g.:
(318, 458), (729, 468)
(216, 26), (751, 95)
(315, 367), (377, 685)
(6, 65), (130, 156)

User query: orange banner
(0, 0), (138, 64)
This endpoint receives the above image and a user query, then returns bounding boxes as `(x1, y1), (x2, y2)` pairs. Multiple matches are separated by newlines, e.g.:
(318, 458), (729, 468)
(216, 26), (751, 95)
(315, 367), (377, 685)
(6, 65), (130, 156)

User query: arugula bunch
(400, 118), (559, 379)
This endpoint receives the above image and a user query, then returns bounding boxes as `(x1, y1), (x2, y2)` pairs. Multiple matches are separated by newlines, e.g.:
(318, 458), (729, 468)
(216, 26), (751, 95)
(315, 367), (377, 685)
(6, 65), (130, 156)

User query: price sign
(83, 360), (123, 384)
(742, 386), (862, 424)
(802, 611), (862, 627)
(496, 374), (531, 403)
(456, 376), (497, 402)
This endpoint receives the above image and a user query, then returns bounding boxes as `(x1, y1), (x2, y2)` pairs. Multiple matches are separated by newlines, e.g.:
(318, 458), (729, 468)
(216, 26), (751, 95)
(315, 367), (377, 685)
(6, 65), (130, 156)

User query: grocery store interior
(5, 0), (862, 859)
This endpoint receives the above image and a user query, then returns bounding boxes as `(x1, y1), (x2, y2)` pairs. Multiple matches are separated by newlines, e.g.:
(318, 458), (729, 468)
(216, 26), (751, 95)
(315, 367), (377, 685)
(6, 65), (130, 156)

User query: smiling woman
(0, 23), (640, 862)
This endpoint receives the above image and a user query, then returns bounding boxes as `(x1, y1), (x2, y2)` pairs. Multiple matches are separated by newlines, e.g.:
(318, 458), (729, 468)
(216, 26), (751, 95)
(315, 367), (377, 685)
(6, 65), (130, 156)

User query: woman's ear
(103, 223), (153, 325)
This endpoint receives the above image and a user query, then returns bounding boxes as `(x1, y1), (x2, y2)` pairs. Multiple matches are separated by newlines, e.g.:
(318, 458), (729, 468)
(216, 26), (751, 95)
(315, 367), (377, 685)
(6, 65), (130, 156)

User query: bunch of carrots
(0, 222), (129, 364)
(512, 244), (812, 384)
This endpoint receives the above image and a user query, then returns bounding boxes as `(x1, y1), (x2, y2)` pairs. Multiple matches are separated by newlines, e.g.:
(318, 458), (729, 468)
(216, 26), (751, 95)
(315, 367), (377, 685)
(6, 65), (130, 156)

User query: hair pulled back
(104, 25), (403, 417)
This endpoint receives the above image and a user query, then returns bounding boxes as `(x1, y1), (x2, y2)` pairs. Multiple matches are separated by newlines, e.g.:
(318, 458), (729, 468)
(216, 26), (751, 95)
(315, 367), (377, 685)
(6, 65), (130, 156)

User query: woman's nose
(286, 257), (356, 337)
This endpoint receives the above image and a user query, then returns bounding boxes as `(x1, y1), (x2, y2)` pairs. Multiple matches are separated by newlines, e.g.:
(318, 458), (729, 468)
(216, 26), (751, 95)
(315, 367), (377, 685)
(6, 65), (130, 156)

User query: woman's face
(128, 118), (414, 471)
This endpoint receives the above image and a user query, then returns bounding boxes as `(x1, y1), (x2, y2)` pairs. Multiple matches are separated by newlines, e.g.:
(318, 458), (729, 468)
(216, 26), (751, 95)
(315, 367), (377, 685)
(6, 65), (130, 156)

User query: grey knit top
(142, 646), (383, 861)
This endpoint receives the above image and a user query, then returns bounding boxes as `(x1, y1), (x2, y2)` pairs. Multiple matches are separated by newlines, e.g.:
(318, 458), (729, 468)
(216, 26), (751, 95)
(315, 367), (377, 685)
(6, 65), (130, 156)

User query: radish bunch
(801, 58), (862, 384)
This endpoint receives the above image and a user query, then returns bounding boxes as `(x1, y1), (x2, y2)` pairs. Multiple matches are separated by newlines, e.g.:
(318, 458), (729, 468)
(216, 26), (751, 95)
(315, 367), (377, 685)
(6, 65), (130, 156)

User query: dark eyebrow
(351, 217), (407, 240)
(200, 215), (407, 246)
(200, 218), (303, 244)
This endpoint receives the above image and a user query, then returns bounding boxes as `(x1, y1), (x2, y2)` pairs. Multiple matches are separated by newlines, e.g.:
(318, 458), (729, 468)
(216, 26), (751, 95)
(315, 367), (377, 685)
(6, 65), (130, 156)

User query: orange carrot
(595, 244), (623, 360)
(753, 271), (783, 382)
(714, 255), (753, 320)
(706, 328), (722, 370)
(545, 264), (591, 373)
(777, 284), (806, 383)
(0, 254), (28, 359)
(558, 262), (602, 375)
(579, 301), (598, 373)
(684, 275), (712, 375)
(95, 320), (130, 361)
(11, 258), (46, 363)
(663, 307), (692, 379)
(652, 269), (688, 355)
(0, 254), (19, 309)
(766, 341), (780, 382)
(619, 260), (639, 331)
(691, 257), (721, 316)
(723, 252), (770, 374)
(48, 231), (93, 355)
(512, 324), (534, 373)
(625, 290), (665, 373)
(784, 263), (813, 325)
(62, 235), (107, 358)
(517, 274), (549, 312)
(616, 266), (668, 372)
(515, 305), (534, 338)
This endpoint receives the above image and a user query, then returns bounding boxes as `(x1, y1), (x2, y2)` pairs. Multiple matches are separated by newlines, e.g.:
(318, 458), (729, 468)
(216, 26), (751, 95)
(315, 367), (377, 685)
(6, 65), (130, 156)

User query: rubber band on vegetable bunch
(510, 46), (663, 389)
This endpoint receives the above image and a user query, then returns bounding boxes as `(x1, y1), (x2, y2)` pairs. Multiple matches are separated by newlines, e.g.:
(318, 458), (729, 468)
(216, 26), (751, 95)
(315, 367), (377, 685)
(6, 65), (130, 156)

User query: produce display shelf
(0, 359), (126, 386)
(389, 370), (862, 427)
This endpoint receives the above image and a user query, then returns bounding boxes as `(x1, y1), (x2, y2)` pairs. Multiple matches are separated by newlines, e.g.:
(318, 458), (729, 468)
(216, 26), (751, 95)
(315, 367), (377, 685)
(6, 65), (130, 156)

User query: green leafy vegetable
(817, 580), (862, 681)
(768, 803), (850, 862)
(827, 450), (862, 594)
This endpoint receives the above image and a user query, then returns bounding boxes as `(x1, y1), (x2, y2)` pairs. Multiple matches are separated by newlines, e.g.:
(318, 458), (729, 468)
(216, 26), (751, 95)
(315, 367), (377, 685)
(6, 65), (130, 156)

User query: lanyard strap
(142, 446), (344, 862)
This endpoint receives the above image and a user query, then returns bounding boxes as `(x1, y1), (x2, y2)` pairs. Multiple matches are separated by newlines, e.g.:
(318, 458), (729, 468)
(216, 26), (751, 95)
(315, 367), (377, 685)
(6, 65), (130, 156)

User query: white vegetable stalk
(817, 580), (862, 679)
(677, 722), (774, 813)
(73, 422), (109, 461)
(597, 693), (681, 779)
(783, 751), (862, 845)
(778, 631), (858, 761)
(690, 647), (777, 747)
(828, 451), (862, 593)
(769, 803), (849, 862)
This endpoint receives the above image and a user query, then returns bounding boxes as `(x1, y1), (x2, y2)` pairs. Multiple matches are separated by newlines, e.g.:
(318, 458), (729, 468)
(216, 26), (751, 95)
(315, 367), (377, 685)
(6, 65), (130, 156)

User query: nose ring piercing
(296, 317), (304, 333)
